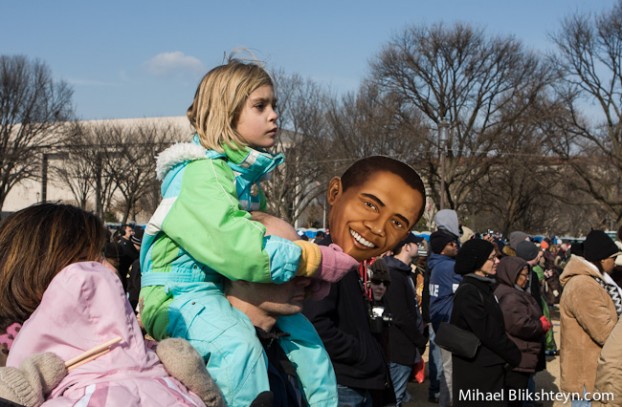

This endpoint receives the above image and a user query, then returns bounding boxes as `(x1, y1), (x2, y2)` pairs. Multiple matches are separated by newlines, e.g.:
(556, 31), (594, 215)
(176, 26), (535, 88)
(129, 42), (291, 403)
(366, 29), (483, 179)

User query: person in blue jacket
(428, 229), (461, 407)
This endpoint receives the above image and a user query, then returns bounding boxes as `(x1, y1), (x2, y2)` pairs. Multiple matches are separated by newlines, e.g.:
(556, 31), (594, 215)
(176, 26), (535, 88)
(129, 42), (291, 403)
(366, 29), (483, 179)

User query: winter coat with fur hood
(494, 257), (545, 373)
(559, 255), (618, 394)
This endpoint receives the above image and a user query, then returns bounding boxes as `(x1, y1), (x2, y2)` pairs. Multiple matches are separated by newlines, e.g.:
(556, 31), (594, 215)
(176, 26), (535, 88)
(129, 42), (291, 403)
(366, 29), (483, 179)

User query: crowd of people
(0, 58), (620, 407)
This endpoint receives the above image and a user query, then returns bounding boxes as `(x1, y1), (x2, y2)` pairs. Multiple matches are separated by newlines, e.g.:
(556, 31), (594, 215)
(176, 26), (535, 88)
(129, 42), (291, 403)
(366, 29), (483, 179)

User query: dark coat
(450, 274), (521, 405)
(383, 256), (427, 366)
(494, 257), (545, 373)
(303, 268), (390, 391)
(117, 238), (139, 290)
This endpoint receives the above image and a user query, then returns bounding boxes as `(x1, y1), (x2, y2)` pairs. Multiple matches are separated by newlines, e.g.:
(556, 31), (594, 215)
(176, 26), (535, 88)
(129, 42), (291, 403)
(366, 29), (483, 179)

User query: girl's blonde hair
(187, 59), (274, 152)
(0, 203), (107, 326)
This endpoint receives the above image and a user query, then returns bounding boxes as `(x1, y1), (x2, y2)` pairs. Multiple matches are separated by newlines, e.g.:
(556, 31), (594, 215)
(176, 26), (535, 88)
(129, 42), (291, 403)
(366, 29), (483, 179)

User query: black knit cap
(455, 239), (495, 275)
(430, 230), (457, 254)
(583, 230), (620, 262)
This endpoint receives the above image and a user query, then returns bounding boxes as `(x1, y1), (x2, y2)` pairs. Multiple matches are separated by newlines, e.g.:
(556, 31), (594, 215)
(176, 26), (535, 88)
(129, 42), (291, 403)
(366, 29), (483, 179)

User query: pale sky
(1, 0), (617, 120)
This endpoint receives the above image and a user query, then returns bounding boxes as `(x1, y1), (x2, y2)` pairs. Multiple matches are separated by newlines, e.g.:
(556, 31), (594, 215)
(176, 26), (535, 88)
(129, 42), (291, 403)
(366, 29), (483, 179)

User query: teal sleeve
(161, 159), (301, 283)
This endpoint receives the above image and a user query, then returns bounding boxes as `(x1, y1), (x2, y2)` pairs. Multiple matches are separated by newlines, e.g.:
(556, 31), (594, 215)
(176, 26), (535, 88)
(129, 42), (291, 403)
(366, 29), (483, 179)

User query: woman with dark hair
(559, 230), (620, 407)
(450, 239), (521, 406)
(0, 203), (213, 406)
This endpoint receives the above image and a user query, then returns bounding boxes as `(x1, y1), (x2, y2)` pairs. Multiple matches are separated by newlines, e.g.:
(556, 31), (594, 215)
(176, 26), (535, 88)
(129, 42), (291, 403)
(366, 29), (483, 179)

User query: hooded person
(494, 256), (550, 406)
(433, 210), (461, 240)
(515, 240), (549, 373)
(450, 239), (521, 406)
(559, 230), (620, 399)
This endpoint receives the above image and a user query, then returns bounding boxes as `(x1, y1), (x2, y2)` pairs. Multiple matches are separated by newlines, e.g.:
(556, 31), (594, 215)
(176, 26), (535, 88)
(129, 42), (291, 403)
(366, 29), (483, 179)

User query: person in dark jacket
(117, 224), (139, 291)
(383, 233), (427, 406)
(303, 156), (427, 407)
(494, 256), (551, 407)
(450, 239), (521, 406)
(126, 227), (144, 311)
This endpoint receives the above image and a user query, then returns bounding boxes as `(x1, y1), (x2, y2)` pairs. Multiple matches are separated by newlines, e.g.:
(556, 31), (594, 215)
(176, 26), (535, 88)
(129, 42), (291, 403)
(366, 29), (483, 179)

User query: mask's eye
(364, 201), (378, 211)
(391, 219), (405, 229)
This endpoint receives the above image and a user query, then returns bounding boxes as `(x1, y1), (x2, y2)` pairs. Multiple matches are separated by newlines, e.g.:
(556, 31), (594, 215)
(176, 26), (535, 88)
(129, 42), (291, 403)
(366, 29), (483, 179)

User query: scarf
(594, 276), (622, 316)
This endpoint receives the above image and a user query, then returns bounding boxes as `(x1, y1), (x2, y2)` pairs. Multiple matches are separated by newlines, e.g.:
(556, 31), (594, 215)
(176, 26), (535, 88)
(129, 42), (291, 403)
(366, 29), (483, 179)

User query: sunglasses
(371, 279), (390, 287)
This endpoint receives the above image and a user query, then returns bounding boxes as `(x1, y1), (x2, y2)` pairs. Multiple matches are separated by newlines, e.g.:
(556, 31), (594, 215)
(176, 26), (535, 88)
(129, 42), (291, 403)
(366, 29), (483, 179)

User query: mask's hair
(0, 203), (107, 325)
(340, 156), (427, 220)
(187, 58), (273, 152)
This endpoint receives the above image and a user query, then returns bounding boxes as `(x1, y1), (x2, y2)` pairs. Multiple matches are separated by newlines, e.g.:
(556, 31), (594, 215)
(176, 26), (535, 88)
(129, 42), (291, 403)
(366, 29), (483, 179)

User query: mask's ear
(326, 177), (343, 205)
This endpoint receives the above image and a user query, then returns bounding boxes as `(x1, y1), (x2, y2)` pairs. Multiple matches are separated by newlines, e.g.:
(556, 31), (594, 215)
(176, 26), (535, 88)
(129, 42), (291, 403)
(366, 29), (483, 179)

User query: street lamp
(438, 119), (449, 209)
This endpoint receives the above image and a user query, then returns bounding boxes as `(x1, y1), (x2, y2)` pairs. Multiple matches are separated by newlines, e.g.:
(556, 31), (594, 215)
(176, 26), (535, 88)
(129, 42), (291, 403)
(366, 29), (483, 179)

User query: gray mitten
(0, 353), (67, 407)
(156, 338), (225, 407)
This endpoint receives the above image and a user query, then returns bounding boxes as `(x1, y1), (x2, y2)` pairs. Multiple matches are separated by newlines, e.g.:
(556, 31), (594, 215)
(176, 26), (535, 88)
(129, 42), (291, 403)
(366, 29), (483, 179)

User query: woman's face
(515, 266), (530, 288)
(478, 250), (499, 276)
(369, 279), (389, 301)
(600, 256), (616, 274)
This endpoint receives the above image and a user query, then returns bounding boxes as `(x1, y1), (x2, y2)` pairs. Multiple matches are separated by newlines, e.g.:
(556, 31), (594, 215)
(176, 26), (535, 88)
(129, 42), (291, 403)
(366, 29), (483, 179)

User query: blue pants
(428, 327), (442, 399)
(165, 283), (337, 407)
(337, 385), (373, 407)
(389, 362), (413, 406)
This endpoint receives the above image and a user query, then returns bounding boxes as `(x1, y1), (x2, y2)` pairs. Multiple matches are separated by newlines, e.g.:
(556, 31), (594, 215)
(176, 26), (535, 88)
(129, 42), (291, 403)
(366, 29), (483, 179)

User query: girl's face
(235, 85), (278, 149)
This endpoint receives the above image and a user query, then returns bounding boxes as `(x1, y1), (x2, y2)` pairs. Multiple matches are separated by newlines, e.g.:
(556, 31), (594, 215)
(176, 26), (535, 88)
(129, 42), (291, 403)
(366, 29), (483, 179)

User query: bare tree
(370, 23), (555, 212)
(0, 55), (73, 209)
(89, 121), (181, 224)
(53, 121), (98, 209)
(550, 1), (622, 225)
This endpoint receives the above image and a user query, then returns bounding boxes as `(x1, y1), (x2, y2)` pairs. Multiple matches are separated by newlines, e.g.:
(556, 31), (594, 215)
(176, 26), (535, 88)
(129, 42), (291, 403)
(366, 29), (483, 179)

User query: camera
(369, 305), (393, 334)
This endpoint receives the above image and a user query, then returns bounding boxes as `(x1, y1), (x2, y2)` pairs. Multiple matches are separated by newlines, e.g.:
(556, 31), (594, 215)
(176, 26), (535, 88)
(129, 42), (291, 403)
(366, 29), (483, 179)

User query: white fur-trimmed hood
(156, 142), (209, 180)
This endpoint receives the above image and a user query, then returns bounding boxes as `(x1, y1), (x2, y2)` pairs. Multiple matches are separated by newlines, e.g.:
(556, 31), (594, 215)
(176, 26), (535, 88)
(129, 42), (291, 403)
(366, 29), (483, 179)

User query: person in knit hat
(559, 230), (621, 402)
(427, 229), (460, 406)
(450, 239), (521, 405)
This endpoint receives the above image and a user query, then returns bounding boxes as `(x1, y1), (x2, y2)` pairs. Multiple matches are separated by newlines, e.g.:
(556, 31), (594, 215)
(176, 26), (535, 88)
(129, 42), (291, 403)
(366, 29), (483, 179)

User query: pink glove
(316, 244), (359, 283)
(539, 316), (551, 333)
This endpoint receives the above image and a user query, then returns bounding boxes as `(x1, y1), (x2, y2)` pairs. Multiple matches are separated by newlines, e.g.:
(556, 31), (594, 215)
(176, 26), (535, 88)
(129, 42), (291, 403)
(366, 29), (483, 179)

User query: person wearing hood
(559, 230), (621, 407)
(450, 239), (521, 406)
(494, 256), (551, 406)
(0, 204), (218, 407)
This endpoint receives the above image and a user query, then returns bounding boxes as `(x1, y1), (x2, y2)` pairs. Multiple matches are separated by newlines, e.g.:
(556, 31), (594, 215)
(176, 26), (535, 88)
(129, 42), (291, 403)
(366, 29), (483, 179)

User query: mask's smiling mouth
(350, 229), (376, 249)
